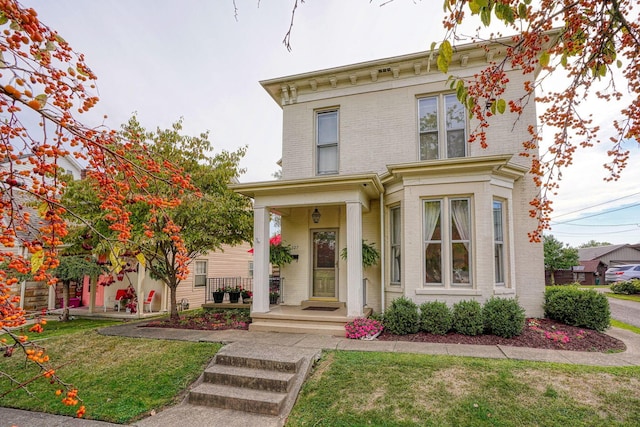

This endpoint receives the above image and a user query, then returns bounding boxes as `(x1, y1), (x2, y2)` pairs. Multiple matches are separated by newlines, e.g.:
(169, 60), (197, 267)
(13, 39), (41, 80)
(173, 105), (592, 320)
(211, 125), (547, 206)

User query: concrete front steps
(188, 342), (320, 418)
(249, 301), (372, 337)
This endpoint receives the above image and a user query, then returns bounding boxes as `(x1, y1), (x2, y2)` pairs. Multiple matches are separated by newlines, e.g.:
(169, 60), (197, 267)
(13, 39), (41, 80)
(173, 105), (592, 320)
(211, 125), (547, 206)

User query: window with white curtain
(418, 94), (466, 160)
(194, 260), (207, 287)
(493, 200), (505, 285)
(424, 197), (472, 287)
(390, 206), (401, 286)
(316, 110), (338, 175)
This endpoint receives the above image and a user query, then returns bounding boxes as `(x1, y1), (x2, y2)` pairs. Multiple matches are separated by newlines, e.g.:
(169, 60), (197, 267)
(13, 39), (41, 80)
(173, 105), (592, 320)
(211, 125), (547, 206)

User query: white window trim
(194, 260), (207, 288)
(389, 205), (401, 287)
(423, 196), (473, 288)
(493, 198), (506, 287)
(417, 93), (467, 161)
(316, 108), (339, 175)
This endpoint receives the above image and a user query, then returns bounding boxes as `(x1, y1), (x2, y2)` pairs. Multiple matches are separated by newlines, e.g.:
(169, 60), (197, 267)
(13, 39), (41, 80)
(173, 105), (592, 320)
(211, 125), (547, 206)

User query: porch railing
(205, 276), (282, 303)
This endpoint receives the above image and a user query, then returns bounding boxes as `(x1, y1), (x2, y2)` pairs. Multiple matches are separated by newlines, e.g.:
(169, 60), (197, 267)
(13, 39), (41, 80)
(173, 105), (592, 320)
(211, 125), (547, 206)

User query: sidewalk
(99, 320), (640, 367)
(2, 322), (639, 427)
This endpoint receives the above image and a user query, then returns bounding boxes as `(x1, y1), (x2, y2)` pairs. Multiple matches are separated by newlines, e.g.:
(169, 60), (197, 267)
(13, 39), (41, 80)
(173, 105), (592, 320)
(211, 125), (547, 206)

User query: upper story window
(418, 94), (467, 161)
(316, 109), (339, 175)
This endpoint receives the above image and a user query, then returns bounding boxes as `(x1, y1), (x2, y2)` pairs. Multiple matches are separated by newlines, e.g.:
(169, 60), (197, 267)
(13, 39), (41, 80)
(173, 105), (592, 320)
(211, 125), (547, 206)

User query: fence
(205, 276), (281, 303)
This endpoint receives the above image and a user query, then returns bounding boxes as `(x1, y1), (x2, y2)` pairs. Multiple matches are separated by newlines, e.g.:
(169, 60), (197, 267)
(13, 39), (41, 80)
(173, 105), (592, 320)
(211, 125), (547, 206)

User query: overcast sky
(23, 0), (640, 247)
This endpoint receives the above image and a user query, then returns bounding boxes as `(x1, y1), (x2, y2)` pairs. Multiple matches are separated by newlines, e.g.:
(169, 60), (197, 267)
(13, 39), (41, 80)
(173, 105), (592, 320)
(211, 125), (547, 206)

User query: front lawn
(287, 351), (640, 426)
(0, 319), (220, 423)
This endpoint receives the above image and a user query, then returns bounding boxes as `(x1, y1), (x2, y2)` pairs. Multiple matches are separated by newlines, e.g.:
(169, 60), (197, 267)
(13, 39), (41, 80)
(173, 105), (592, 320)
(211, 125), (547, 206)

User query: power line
(552, 191), (640, 219)
(552, 202), (640, 224)
(551, 222), (640, 227)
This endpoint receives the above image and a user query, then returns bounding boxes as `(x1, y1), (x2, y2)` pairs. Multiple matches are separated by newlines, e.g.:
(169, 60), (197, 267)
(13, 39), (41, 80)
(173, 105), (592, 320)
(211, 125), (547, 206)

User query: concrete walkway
(2, 322), (640, 427)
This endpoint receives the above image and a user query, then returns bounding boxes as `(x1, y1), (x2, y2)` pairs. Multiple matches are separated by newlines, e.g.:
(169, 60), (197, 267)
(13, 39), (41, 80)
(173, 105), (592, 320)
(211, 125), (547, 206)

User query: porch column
(47, 283), (55, 311)
(136, 262), (145, 317)
(346, 201), (364, 317)
(252, 206), (270, 313)
(89, 275), (96, 314)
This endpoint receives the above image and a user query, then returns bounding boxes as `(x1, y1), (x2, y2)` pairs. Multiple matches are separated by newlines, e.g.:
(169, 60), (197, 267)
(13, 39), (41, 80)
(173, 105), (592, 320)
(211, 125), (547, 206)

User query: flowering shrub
(528, 320), (589, 345)
(345, 317), (384, 340)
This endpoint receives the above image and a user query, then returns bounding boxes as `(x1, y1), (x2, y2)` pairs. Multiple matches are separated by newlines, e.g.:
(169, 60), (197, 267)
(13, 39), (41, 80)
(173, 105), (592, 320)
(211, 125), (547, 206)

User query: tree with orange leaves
(432, 0), (639, 242)
(0, 0), (194, 415)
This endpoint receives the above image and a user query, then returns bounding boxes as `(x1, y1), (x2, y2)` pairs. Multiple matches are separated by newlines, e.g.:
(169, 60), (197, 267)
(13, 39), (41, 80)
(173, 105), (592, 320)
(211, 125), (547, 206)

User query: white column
(136, 263), (145, 317)
(346, 201), (363, 317)
(47, 283), (56, 311)
(89, 275), (96, 314)
(252, 206), (271, 313)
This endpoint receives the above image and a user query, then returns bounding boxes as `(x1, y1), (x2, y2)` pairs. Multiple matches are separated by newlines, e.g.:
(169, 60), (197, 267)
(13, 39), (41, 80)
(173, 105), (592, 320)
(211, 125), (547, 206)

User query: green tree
(543, 235), (579, 285)
(579, 240), (613, 249)
(53, 255), (105, 322)
(63, 116), (253, 319)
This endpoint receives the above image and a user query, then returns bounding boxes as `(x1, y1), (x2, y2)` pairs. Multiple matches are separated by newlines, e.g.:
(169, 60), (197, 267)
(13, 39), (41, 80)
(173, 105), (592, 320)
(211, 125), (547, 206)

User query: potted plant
(212, 287), (225, 304)
(340, 240), (381, 268)
(241, 289), (253, 304)
(269, 290), (280, 305)
(226, 285), (241, 303)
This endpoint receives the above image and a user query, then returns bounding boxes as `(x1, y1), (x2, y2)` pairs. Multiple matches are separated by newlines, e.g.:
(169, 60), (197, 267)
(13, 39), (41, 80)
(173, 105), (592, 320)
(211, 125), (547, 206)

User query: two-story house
(233, 35), (545, 335)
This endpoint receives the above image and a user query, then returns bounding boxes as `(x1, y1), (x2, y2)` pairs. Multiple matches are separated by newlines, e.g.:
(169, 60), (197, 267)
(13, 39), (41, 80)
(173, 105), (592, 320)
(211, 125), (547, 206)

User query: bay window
(424, 197), (471, 287)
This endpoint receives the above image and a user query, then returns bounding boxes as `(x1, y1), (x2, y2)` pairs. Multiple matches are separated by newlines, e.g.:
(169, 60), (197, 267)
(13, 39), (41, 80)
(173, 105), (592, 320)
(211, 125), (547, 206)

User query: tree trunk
(550, 270), (556, 286)
(61, 282), (70, 322)
(169, 284), (179, 321)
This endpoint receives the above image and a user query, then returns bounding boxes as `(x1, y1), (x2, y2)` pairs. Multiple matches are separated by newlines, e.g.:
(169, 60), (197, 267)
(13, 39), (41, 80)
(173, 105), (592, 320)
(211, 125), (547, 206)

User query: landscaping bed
(142, 308), (251, 331)
(378, 318), (626, 352)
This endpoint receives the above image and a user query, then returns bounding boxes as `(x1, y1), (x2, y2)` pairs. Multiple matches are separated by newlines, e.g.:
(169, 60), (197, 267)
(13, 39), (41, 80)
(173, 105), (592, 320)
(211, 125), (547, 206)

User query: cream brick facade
(234, 36), (545, 318)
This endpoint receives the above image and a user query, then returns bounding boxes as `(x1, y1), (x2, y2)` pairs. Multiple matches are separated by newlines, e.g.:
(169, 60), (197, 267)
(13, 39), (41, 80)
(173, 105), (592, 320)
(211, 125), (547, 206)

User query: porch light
(312, 208), (321, 223)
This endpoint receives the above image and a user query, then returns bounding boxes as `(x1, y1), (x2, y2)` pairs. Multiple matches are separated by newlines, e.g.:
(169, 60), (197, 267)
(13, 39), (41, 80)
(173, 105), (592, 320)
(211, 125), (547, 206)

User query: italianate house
(233, 35), (545, 335)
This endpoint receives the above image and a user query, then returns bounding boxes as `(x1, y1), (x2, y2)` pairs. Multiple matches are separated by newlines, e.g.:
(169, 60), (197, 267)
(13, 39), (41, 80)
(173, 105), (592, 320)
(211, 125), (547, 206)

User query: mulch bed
(377, 318), (626, 353)
(142, 310), (250, 331)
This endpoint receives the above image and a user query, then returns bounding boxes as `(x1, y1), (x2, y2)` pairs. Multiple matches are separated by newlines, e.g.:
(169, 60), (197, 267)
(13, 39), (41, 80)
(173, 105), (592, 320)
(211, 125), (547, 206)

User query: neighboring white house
(233, 35), (545, 320)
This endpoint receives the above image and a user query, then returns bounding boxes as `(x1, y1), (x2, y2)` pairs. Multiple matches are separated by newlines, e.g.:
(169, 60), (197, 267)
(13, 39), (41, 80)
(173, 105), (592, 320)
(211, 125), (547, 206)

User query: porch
(249, 301), (372, 337)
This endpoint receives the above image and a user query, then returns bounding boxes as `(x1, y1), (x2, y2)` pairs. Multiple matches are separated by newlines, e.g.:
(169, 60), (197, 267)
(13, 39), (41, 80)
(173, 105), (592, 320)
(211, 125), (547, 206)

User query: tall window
(390, 206), (401, 286)
(418, 94), (466, 160)
(493, 200), (505, 285)
(424, 198), (471, 286)
(248, 261), (254, 278)
(194, 260), (207, 287)
(317, 110), (338, 175)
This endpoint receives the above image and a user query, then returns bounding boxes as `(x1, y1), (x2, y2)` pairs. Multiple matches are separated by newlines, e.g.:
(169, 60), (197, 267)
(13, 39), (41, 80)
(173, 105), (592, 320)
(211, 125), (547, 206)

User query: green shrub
(482, 297), (525, 338)
(544, 286), (610, 332)
(610, 280), (640, 295)
(383, 296), (420, 335)
(419, 301), (452, 335)
(452, 300), (484, 336)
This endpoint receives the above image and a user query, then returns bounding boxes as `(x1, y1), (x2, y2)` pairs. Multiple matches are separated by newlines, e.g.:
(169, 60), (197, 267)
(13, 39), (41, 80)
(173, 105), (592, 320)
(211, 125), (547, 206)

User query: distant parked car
(605, 264), (640, 283)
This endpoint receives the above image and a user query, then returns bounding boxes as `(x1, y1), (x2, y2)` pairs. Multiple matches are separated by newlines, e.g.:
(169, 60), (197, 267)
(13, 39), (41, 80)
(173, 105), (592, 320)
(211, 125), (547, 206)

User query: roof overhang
(383, 154), (529, 183)
(231, 174), (383, 213)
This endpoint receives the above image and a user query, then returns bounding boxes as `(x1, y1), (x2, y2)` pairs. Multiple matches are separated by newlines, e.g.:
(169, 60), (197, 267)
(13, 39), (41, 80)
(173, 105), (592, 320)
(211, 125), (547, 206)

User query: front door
(312, 230), (338, 299)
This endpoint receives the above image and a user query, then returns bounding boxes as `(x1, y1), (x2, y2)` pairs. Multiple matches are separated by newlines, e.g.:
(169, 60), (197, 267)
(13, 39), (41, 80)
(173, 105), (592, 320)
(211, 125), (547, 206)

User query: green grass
(1, 319), (220, 423)
(287, 351), (640, 427)
(607, 293), (640, 303)
(611, 319), (640, 334)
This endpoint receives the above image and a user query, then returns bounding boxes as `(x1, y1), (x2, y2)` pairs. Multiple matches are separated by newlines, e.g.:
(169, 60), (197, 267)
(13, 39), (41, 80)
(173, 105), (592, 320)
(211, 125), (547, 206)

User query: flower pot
(212, 292), (224, 304)
(269, 295), (279, 305)
(243, 298), (252, 304)
(228, 291), (240, 303)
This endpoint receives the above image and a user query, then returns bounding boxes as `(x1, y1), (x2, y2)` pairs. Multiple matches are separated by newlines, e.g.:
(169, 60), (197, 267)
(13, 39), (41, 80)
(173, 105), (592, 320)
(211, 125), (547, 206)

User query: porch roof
(231, 174), (383, 212)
